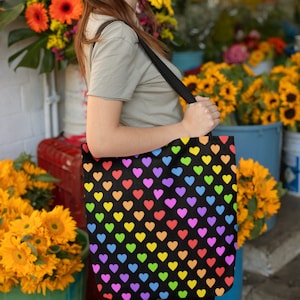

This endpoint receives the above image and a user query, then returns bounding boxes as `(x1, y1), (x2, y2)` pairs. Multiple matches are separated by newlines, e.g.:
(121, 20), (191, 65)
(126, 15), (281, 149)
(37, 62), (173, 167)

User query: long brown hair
(75, 0), (168, 77)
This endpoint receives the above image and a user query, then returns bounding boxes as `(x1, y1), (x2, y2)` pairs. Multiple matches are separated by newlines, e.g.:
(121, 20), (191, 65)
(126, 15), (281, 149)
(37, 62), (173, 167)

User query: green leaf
(8, 28), (38, 46)
(0, 3), (24, 31)
(33, 173), (59, 183)
(247, 197), (257, 216)
(251, 219), (265, 240)
(39, 48), (55, 74)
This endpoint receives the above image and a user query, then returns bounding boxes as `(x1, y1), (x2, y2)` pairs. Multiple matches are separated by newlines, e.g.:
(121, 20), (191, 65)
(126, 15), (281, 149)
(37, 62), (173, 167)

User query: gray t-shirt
(84, 14), (183, 127)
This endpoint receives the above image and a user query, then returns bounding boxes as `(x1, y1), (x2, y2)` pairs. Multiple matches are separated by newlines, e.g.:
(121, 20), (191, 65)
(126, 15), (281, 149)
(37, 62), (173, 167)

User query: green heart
(168, 281), (179, 291)
(193, 165), (203, 175)
(148, 262), (158, 272)
(105, 223), (114, 233)
(115, 233), (125, 243)
(95, 212), (104, 223)
(204, 175), (214, 185)
(180, 157), (192, 166)
(137, 253), (147, 263)
(178, 290), (188, 298)
(224, 194), (233, 204)
(214, 185), (224, 195)
(86, 203), (95, 213)
(233, 202), (238, 212)
(171, 146), (181, 154)
(158, 272), (168, 281)
(126, 243), (136, 253)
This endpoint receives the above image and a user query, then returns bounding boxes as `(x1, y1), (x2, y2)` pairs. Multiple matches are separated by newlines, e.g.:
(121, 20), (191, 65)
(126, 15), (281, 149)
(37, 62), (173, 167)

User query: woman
(75, 0), (219, 299)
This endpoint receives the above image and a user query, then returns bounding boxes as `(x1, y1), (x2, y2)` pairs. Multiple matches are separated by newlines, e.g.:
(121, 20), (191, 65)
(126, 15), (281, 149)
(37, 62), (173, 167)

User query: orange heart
(231, 164), (237, 173)
(206, 278), (216, 288)
(221, 154), (230, 164)
(83, 163), (93, 172)
(199, 136), (209, 145)
(134, 211), (144, 221)
(178, 250), (188, 260)
(187, 259), (197, 270)
(123, 201), (133, 211)
(167, 241), (178, 251)
(102, 181), (112, 191)
(197, 269), (207, 278)
(112, 191), (122, 201)
(93, 172), (102, 181)
(156, 231), (167, 241)
(145, 221), (155, 232)
(215, 288), (225, 296)
(210, 144), (220, 154)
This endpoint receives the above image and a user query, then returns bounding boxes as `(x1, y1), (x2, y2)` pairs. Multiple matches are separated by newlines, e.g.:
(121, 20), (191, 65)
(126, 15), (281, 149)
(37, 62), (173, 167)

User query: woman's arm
(86, 95), (220, 158)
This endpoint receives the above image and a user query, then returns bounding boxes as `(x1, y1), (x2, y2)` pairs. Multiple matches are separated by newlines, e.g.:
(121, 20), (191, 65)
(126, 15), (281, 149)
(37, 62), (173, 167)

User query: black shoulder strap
(93, 19), (196, 104)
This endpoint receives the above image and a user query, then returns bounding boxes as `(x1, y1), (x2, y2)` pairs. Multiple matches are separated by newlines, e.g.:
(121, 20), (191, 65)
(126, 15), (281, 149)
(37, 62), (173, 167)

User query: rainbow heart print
(82, 136), (238, 300)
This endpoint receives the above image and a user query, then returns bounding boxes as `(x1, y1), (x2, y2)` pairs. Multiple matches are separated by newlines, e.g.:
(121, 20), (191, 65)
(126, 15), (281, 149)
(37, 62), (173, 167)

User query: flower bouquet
(0, 153), (87, 295)
(236, 158), (285, 248)
(4, 0), (83, 73)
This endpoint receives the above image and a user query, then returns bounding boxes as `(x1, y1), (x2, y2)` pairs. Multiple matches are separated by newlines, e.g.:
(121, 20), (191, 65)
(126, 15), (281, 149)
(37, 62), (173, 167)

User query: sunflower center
(284, 108), (296, 119)
(13, 250), (27, 265)
(187, 83), (197, 93)
(286, 93), (296, 103)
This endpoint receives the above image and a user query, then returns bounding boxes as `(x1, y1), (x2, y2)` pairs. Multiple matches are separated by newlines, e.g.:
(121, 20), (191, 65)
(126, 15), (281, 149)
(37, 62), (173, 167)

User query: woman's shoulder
(87, 14), (137, 44)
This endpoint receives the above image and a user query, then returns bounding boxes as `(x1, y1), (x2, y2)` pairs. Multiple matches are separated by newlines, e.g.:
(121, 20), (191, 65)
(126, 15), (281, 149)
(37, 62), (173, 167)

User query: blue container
(216, 247), (243, 300)
(172, 50), (204, 73)
(213, 122), (283, 181)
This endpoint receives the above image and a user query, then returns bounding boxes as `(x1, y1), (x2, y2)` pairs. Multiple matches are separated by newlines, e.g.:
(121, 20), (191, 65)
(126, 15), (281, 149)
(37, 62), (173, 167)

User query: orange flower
(49, 0), (83, 25)
(25, 3), (49, 33)
(268, 37), (287, 54)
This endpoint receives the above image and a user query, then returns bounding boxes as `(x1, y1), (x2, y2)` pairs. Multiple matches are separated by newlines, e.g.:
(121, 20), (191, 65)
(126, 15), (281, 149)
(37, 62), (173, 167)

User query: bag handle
(93, 20), (196, 104)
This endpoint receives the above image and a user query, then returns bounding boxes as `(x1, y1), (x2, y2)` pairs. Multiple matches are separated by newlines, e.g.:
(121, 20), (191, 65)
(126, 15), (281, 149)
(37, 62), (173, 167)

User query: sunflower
(248, 49), (265, 66)
(280, 85), (300, 107)
(25, 2), (49, 33)
(261, 91), (280, 110)
(261, 111), (278, 125)
(49, 0), (83, 25)
(41, 206), (77, 244)
(219, 81), (238, 102)
(182, 75), (202, 96)
(280, 106), (300, 127)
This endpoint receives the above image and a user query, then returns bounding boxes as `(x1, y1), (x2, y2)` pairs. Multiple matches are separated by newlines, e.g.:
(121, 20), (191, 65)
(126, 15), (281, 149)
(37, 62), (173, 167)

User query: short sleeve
(88, 23), (140, 101)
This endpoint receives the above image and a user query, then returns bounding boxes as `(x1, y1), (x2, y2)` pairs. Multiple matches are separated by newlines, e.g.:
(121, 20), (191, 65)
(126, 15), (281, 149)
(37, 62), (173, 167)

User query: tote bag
(82, 21), (238, 300)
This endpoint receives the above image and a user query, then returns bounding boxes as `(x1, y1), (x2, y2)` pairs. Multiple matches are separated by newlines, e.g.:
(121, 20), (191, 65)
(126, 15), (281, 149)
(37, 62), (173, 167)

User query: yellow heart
(187, 259), (197, 270)
(103, 202), (113, 212)
(146, 242), (157, 252)
(180, 137), (190, 145)
(123, 201), (133, 211)
(197, 269), (207, 278)
(215, 288), (225, 296)
(199, 136), (209, 145)
(221, 154), (230, 164)
(83, 163), (93, 172)
(145, 221), (155, 232)
(201, 155), (212, 165)
(93, 172), (102, 181)
(94, 192), (103, 202)
(232, 183), (237, 192)
(178, 271), (188, 280)
(210, 144), (220, 154)
(197, 289), (207, 298)
(212, 165), (222, 174)
(167, 241), (178, 251)
(135, 232), (146, 242)
(134, 211), (145, 221)
(113, 212), (124, 222)
(84, 182), (94, 192)
(124, 222), (135, 232)
(187, 280), (197, 290)
(168, 261), (178, 271)
(222, 174), (232, 184)
(189, 146), (200, 156)
(112, 191), (122, 201)
(178, 250), (188, 260)
(102, 181), (112, 191)
(156, 231), (167, 241)
(157, 252), (168, 262)
(206, 278), (216, 288)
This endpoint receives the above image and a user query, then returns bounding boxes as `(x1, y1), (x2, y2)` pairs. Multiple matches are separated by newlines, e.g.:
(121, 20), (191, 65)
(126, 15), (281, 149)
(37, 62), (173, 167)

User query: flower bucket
(172, 50), (204, 73)
(282, 130), (300, 196)
(216, 247), (243, 300)
(248, 60), (274, 75)
(213, 122), (283, 231)
(0, 230), (89, 300)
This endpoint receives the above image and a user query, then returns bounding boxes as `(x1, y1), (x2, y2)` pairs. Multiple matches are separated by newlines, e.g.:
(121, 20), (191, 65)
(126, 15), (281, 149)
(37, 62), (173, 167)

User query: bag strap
(93, 20), (196, 104)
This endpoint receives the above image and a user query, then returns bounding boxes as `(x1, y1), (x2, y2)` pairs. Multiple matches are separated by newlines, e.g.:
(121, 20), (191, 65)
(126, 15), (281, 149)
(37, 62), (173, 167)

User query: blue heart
(96, 233), (106, 243)
(117, 253), (127, 263)
(107, 243), (116, 253)
(87, 223), (96, 233)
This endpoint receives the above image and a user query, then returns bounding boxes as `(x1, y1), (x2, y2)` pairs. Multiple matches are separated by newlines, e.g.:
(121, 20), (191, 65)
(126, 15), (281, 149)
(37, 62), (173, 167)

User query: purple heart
(175, 186), (186, 197)
(225, 234), (235, 244)
(207, 216), (217, 226)
(162, 178), (174, 187)
(187, 197), (197, 207)
(99, 254), (108, 263)
(109, 263), (119, 273)
(120, 273), (130, 283)
(142, 157), (152, 167)
(197, 207), (207, 217)
(140, 292), (150, 300)
(90, 244), (98, 254)
(216, 225), (225, 236)
(153, 167), (163, 178)
(130, 283), (140, 292)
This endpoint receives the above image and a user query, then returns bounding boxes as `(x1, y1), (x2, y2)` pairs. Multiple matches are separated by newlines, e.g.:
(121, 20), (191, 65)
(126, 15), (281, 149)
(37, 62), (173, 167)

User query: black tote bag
(82, 21), (237, 300)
